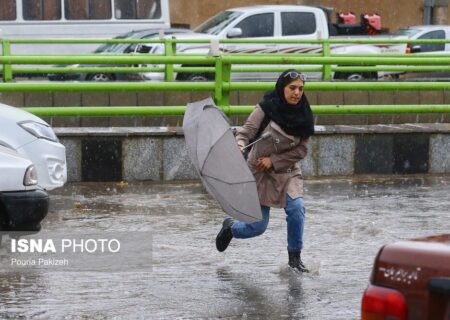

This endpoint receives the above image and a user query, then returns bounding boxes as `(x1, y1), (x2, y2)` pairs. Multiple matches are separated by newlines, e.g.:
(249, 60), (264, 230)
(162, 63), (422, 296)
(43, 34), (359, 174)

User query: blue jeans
(230, 195), (306, 252)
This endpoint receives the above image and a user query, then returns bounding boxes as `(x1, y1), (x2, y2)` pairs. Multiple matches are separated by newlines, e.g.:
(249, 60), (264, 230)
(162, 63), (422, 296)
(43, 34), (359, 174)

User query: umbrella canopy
(183, 98), (262, 223)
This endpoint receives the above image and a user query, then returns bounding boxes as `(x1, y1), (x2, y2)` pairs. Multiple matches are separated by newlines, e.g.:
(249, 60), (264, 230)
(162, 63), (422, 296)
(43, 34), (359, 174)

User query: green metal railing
(3, 36), (450, 82)
(2, 37), (450, 116)
(22, 105), (450, 117)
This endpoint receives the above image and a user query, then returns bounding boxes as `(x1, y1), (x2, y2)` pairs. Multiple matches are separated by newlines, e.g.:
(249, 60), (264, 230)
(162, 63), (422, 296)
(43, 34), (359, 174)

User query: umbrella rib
(194, 122), (200, 165)
(202, 173), (255, 185)
(206, 178), (261, 222)
(199, 129), (229, 173)
(229, 204), (261, 221)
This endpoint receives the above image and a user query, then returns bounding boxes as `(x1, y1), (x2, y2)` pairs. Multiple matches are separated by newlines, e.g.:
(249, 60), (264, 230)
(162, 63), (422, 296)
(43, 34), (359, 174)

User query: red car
(361, 234), (450, 320)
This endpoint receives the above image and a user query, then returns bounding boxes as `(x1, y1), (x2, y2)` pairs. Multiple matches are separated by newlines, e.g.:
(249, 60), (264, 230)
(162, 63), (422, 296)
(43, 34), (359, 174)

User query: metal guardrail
(2, 37), (450, 116)
(22, 105), (450, 117)
(3, 37), (450, 81)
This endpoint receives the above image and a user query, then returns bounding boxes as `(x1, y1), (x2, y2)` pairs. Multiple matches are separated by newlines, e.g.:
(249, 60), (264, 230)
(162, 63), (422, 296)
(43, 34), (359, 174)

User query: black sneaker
(295, 259), (309, 273)
(288, 251), (310, 273)
(216, 218), (234, 252)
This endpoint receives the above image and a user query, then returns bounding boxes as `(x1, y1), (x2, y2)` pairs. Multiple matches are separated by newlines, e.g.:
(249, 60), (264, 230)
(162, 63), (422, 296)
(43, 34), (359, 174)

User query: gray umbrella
(183, 98), (262, 223)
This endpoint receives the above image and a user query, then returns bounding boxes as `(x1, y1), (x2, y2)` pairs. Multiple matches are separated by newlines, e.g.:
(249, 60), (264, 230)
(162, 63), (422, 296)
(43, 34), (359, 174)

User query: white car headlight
(19, 121), (58, 142)
(24, 164), (38, 186)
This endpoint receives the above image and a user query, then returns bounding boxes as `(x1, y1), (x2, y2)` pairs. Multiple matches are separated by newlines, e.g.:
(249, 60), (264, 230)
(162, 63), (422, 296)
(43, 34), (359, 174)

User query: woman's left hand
(256, 157), (272, 171)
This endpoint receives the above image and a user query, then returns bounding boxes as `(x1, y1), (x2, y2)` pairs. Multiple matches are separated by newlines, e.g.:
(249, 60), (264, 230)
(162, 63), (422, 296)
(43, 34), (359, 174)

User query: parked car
(383, 25), (450, 80)
(361, 234), (450, 320)
(47, 27), (191, 81)
(0, 103), (67, 190)
(385, 25), (450, 54)
(0, 145), (49, 233)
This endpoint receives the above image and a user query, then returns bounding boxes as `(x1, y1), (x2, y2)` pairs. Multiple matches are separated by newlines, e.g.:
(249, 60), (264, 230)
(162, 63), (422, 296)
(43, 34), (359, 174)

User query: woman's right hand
(256, 157), (272, 171)
(238, 144), (245, 154)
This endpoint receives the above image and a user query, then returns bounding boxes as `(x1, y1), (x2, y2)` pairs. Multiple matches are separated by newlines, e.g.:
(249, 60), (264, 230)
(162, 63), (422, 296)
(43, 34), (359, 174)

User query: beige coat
(236, 105), (309, 208)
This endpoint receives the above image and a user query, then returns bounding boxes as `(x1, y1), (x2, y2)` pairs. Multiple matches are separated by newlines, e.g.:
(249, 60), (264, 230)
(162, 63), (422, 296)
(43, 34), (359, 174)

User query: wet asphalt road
(1, 175), (449, 319)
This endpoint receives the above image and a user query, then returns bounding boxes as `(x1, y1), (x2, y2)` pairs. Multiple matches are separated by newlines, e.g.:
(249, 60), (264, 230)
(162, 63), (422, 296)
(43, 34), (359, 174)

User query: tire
(176, 64), (214, 81)
(86, 73), (115, 82)
(177, 73), (213, 81)
(334, 71), (377, 81)
(188, 73), (211, 81)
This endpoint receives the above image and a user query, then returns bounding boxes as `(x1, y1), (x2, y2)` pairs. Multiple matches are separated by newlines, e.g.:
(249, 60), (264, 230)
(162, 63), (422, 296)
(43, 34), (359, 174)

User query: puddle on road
(1, 176), (449, 319)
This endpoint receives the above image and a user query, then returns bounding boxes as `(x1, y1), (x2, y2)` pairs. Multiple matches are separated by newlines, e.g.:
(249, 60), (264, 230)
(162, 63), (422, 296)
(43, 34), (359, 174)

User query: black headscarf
(259, 69), (315, 138)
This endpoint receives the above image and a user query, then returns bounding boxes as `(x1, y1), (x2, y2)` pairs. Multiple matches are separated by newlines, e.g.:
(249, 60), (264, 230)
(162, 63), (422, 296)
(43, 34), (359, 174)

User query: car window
(389, 28), (421, 37)
(0, 0), (16, 20)
(65, 0), (111, 20)
(94, 34), (129, 53)
(114, 0), (161, 19)
(234, 13), (274, 38)
(23, 0), (61, 20)
(418, 30), (445, 52)
(194, 11), (243, 35)
(128, 33), (159, 53)
(281, 12), (316, 36)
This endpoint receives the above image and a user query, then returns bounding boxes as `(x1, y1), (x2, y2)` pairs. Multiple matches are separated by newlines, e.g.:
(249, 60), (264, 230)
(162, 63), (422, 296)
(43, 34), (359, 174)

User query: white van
(0, 103), (67, 190)
(0, 0), (170, 54)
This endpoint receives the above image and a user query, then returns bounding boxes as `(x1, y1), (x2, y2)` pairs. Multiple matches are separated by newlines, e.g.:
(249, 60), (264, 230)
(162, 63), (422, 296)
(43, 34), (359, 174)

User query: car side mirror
(227, 28), (243, 38)
(411, 44), (422, 53)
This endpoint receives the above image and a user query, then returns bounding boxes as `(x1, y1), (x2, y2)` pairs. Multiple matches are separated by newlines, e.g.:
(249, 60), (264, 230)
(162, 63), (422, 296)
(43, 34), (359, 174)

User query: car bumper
(140, 72), (165, 81)
(0, 189), (49, 232)
(17, 139), (67, 191)
(48, 73), (82, 81)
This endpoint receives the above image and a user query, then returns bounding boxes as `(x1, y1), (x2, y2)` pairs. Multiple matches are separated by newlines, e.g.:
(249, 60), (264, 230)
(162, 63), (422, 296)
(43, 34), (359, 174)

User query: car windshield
(94, 34), (132, 53)
(389, 28), (421, 38)
(194, 10), (243, 35)
(93, 30), (156, 53)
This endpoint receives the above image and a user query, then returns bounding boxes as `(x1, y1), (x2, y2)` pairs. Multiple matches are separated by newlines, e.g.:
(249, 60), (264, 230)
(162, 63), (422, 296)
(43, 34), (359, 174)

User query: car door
(414, 29), (446, 53)
(409, 29), (448, 80)
(277, 11), (321, 80)
(224, 12), (276, 81)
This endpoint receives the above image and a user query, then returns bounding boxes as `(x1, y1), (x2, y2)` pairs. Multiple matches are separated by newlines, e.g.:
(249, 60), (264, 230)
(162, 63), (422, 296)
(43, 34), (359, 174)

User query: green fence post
(214, 56), (223, 107)
(164, 38), (175, 81)
(2, 40), (13, 82)
(322, 39), (332, 80)
(214, 56), (231, 112)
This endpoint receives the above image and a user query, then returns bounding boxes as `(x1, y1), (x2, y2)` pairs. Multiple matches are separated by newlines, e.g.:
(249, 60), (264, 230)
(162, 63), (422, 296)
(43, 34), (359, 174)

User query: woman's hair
(280, 75), (295, 89)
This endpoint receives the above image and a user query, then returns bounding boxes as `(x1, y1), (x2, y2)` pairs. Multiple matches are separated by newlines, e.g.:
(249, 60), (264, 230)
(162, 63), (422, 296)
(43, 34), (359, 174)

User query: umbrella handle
(242, 132), (271, 150)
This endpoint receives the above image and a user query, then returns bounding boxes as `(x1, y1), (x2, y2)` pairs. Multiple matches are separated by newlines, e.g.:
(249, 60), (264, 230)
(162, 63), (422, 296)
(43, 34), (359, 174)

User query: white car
(382, 25), (450, 80)
(385, 25), (450, 55)
(0, 145), (49, 233)
(0, 103), (67, 190)
(141, 5), (381, 82)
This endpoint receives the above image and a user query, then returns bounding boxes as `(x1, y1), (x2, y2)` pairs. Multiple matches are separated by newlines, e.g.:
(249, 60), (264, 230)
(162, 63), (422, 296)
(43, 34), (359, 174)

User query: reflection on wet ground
(1, 175), (449, 319)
